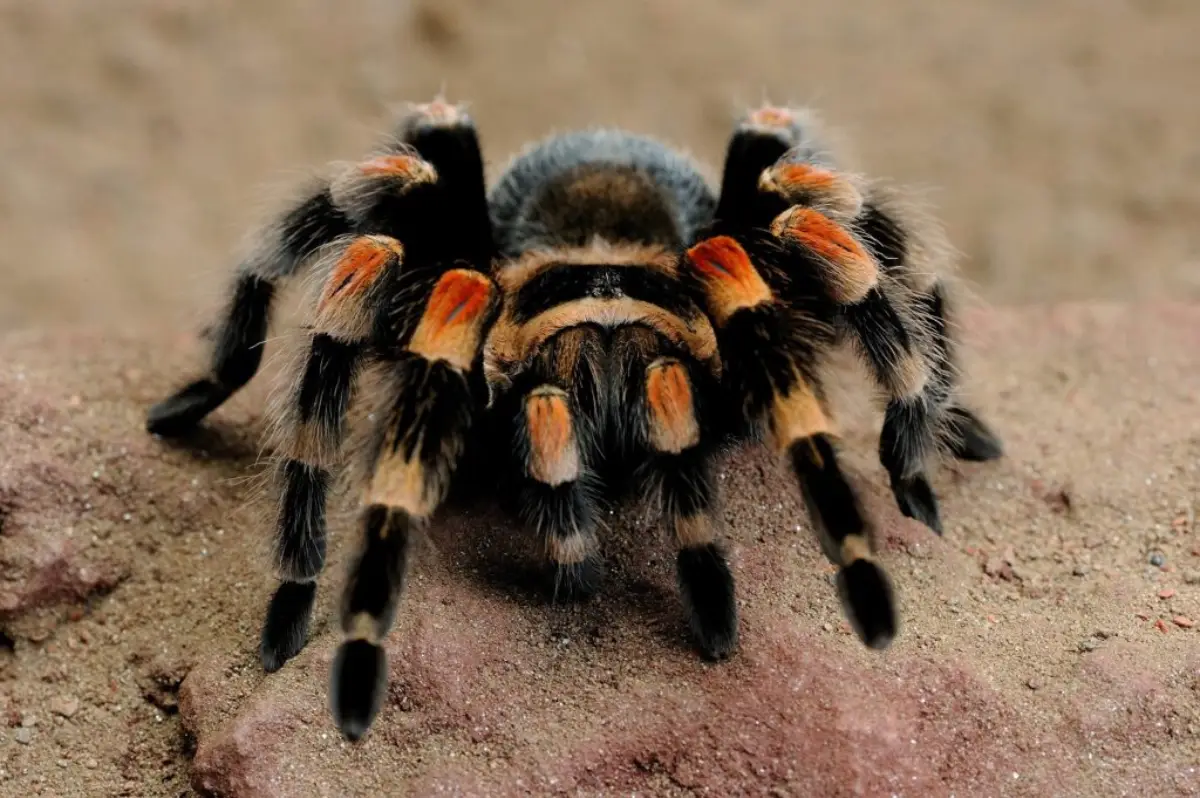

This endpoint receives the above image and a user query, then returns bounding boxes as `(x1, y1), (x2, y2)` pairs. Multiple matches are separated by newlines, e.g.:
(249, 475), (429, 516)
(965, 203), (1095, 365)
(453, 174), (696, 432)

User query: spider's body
(146, 101), (1002, 741)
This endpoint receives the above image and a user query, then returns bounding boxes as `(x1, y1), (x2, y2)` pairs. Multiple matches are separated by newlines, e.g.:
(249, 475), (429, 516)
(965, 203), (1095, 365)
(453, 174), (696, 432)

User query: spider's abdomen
(488, 130), (716, 257)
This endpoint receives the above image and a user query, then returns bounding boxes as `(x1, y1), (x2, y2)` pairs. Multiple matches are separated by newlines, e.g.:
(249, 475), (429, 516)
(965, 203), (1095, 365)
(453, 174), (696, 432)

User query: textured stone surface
(0, 304), (1198, 797)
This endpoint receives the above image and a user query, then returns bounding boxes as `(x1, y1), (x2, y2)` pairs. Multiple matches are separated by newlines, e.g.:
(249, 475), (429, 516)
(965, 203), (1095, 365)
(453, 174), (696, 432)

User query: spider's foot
(891, 474), (943, 535)
(677, 544), (738, 660)
(547, 555), (604, 603)
(330, 639), (387, 742)
(146, 378), (231, 437)
(260, 580), (317, 672)
(944, 407), (1004, 462)
(836, 560), (897, 649)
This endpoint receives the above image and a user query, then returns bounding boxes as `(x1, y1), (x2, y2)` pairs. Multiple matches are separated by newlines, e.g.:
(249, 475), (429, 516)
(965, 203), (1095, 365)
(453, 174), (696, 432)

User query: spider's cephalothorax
(146, 100), (1002, 741)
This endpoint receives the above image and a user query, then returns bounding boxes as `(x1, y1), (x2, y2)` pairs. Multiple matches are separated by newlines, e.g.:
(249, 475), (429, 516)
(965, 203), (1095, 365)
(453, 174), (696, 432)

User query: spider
(146, 99), (1002, 741)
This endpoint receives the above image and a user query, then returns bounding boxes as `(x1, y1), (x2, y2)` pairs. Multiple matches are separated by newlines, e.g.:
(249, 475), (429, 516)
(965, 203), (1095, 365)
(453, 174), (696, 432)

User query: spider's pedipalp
(517, 383), (603, 600)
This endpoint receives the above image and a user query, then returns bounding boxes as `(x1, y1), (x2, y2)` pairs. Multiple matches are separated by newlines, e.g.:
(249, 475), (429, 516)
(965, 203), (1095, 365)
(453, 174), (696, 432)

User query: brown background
(2, 0), (1198, 331)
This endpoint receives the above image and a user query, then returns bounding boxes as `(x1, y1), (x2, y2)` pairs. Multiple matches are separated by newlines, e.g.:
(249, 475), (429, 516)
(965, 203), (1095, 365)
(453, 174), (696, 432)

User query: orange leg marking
(320, 236), (403, 310)
(359, 154), (437, 182)
(760, 162), (864, 220)
(646, 359), (700, 454)
(525, 388), (579, 486)
(407, 269), (496, 370)
(771, 208), (878, 304)
(685, 236), (773, 325)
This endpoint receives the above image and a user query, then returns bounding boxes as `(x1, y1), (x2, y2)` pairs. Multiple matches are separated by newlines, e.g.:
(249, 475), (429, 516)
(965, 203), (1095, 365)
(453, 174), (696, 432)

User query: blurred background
(1, 0), (1197, 330)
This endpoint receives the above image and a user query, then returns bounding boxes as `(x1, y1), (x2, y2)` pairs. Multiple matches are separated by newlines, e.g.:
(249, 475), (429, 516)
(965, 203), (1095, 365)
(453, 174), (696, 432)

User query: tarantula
(146, 99), (1002, 741)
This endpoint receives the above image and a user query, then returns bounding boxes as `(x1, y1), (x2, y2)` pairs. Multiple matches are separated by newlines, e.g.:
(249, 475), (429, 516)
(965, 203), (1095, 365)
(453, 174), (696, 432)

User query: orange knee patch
(525, 388), (579, 486)
(316, 236), (403, 339)
(359, 153), (438, 183)
(684, 236), (773, 325)
(760, 162), (864, 220)
(407, 269), (496, 371)
(771, 207), (879, 304)
(321, 236), (402, 306)
(646, 359), (700, 454)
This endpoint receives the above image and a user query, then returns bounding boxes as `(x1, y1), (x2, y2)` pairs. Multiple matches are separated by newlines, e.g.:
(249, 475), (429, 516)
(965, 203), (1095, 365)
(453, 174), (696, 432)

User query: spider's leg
(331, 267), (496, 741)
(851, 203), (1004, 531)
(147, 189), (351, 436)
(854, 203), (1004, 465)
(684, 235), (896, 649)
(774, 380), (896, 648)
(259, 235), (403, 672)
(631, 345), (737, 659)
(147, 99), (490, 437)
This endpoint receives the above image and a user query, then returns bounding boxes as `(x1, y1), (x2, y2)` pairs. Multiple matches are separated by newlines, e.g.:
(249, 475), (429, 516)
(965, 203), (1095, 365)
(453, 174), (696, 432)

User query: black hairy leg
(147, 190), (349, 437)
(789, 434), (896, 648)
(147, 100), (492, 437)
(329, 267), (496, 741)
(633, 347), (737, 659)
(259, 236), (401, 672)
(942, 405), (1004, 462)
(682, 232), (895, 647)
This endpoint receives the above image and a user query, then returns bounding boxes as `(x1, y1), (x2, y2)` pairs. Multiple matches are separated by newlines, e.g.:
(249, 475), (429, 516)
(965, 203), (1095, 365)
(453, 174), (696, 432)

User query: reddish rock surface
(1, 304), (1198, 797)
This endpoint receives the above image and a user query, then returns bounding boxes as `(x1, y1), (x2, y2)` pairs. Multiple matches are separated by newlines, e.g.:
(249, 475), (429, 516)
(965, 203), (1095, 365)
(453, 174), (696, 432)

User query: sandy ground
(1, 1), (1199, 797)
(0, 306), (1198, 797)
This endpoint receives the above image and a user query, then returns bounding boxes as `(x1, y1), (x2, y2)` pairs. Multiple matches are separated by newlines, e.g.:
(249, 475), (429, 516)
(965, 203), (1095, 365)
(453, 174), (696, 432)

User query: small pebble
(85, 758), (98, 769)
(1183, 571), (1200, 586)
(1173, 616), (1194, 629)
(822, 622), (833, 632)
(49, 696), (80, 719)
(1155, 619), (1169, 634)
(1072, 564), (1090, 577)
(1149, 552), (1166, 567)
(1158, 589), (1176, 600)
(1026, 677), (1043, 691)
(1077, 639), (1097, 653)
(14, 728), (32, 745)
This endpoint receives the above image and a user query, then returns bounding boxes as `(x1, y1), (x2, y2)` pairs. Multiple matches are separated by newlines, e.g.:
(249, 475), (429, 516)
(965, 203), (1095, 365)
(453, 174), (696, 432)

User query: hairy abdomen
(489, 130), (716, 257)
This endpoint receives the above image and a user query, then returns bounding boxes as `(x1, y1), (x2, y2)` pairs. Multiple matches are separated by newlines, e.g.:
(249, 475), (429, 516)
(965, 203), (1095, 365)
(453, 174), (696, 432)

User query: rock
(48, 696), (79, 719)
(14, 727), (32, 745)
(984, 555), (1014, 581)
(2, 307), (1200, 798)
